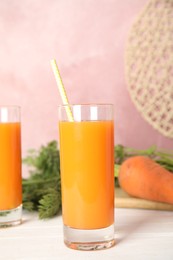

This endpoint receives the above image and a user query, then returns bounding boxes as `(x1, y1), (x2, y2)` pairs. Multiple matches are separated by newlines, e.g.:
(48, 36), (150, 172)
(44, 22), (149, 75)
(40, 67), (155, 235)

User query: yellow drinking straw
(50, 59), (74, 122)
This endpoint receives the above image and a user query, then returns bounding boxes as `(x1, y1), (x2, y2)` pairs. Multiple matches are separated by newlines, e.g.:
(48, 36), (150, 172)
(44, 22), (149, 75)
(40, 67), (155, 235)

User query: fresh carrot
(118, 156), (173, 204)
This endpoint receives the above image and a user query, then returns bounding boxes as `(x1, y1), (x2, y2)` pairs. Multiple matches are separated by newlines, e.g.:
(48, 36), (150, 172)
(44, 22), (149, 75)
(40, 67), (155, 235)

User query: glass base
(0, 204), (22, 228)
(64, 223), (115, 250)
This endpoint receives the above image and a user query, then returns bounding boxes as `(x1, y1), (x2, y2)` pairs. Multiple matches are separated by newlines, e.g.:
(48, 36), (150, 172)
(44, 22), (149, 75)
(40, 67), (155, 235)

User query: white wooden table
(1, 208), (173, 260)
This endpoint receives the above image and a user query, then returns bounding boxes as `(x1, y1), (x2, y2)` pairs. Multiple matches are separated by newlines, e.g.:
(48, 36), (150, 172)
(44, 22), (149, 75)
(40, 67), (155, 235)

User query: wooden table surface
(1, 208), (173, 260)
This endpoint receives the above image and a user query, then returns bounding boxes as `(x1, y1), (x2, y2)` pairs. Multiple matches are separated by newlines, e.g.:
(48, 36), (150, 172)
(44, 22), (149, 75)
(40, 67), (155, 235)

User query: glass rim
(58, 103), (114, 108)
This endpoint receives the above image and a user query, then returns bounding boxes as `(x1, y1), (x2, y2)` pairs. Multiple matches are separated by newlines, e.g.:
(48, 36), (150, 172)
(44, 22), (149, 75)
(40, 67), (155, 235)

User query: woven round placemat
(125, 0), (173, 138)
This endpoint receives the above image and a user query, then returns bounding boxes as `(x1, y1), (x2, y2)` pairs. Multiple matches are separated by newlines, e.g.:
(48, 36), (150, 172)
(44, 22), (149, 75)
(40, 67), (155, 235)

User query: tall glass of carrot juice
(0, 106), (22, 227)
(58, 104), (115, 250)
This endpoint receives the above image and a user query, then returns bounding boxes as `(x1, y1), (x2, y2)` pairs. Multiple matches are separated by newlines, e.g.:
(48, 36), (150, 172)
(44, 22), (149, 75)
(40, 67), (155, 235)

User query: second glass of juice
(58, 104), (115, 250)
(0, 106), (22, 227)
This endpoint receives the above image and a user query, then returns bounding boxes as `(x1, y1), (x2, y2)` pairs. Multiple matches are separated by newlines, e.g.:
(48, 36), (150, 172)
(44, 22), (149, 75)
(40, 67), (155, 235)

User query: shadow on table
(115, 210), (158, 244)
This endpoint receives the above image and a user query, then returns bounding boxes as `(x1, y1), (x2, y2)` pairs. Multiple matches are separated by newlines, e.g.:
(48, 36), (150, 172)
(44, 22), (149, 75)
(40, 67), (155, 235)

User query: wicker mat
(125, 0), (173, 138)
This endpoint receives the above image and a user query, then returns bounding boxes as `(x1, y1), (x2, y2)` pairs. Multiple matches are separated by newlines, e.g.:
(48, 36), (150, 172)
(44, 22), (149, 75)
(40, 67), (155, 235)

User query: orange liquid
(0, 122), (22, 210)
(59, 120), (114, 229)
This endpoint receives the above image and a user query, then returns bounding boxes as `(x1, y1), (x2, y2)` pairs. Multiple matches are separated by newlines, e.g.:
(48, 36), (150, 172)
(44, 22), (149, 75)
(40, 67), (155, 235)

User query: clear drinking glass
(0, 106), (22, 227)
(58, 104), (115, 250)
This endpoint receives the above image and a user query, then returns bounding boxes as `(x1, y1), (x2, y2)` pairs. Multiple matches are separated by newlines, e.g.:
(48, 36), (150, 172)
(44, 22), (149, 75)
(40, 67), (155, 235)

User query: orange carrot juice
(0, 122), (22, 210)
(59, 120), (114, 230)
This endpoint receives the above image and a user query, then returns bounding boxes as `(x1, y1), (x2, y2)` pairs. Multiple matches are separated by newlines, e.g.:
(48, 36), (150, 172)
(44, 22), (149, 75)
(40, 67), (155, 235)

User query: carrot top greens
(115, 145), (173, 172)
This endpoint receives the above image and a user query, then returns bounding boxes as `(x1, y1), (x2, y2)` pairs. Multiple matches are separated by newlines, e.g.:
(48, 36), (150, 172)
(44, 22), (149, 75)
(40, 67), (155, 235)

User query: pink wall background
(0, 0), (173, 168)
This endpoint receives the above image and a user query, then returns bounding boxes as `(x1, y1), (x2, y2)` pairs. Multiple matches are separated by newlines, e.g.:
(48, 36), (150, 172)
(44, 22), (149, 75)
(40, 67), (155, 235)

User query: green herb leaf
(22, 141), (61, 219)
(38, 189), (61, 219)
